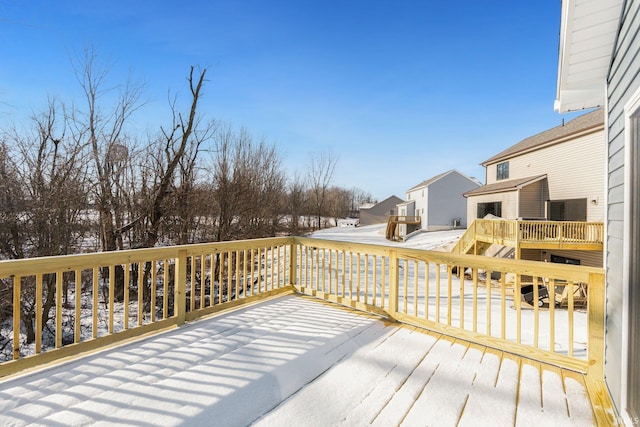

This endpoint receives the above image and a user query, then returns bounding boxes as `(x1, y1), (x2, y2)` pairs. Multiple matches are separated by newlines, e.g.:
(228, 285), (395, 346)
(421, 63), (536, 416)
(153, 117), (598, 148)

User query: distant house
(463, 109), (605, 267)
(555, 0), (639, 422)
(358, 195), (403, 226)
(390, 170), (481, 240)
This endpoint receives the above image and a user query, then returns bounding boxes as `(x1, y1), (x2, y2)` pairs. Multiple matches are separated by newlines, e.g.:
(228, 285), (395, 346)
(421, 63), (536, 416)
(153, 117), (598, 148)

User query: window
(496, 161), (509, 180)
(546, 199), (587, 221)
(550, 255), (580, 265)
(477, 202), (501, 218)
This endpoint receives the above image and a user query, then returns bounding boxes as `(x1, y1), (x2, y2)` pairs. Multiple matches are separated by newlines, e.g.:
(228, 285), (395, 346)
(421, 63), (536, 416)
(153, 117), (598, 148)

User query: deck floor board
(0, 295), (595, 427)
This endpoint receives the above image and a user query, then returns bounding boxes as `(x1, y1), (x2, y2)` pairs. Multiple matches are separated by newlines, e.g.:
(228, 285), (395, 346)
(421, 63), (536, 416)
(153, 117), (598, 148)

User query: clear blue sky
(1, 1), (580, 200)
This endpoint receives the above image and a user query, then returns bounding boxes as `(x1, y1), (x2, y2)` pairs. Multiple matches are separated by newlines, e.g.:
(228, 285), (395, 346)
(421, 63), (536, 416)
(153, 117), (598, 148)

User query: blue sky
(1, 1), (579, 200)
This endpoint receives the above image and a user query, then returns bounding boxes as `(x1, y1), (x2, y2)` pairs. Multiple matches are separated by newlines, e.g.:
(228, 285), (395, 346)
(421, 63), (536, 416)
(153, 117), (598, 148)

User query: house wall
(466, 191), (518, 226)
(406, 188), (428, 229)
(604, 0), (640, 411)
(359, 195), (404, 226)
(396, 201), (415, 238)
(485, 129), (605, 222)
(519, 180), (547, 219)
(427, 172), (479, 230)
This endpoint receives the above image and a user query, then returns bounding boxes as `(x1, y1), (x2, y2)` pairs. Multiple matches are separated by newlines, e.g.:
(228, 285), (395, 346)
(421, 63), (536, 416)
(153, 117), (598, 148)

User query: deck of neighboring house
(452, 219), (604, 256)
(386, 215), (421, 241)
(0, 295), (597, 427)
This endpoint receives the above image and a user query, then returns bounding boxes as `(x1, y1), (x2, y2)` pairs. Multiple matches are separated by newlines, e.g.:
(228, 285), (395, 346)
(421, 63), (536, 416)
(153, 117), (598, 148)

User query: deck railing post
(587, 272), (606, 379)
(388, 250), (399, 317)
(175, 249), (188, 325)
(289, 241), (298, 286)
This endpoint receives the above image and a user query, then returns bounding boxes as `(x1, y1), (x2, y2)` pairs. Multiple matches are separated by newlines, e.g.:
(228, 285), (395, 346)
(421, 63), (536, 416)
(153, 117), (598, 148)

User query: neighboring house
(391, 170), (481, 240)
(463, 109), (605, 268)
(359, 195), (403, 226)
(555, 0), (639, 423)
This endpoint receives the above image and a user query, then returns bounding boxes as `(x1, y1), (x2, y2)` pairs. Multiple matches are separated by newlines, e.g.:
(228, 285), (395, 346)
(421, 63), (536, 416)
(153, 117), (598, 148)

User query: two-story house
(461, 109), (605, 268)
(387, 170), (481, 240)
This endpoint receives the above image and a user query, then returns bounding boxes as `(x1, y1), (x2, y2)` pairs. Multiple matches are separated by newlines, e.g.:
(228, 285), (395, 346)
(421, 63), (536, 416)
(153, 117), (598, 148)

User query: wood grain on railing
(1, 235), (605, 383)
(293, 236), (604, 377)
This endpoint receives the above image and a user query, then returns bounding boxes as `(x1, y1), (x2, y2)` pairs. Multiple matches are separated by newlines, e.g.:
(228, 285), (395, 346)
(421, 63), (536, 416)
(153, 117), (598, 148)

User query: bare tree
(0, 100), (88, 344)
(307, 152), (337, 230)
(208, 125), (286, 241)
(0, 140), (25, 259)
(327, 186), (351, 226)
(287, 172), (307, 235)
(349, 187), (375, 217)
(69, 46), (143, 255)
(138, 66), (214, 248)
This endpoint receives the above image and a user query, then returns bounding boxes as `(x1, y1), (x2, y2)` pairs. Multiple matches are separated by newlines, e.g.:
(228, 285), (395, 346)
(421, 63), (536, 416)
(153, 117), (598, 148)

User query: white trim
(621, 85), (640, 424)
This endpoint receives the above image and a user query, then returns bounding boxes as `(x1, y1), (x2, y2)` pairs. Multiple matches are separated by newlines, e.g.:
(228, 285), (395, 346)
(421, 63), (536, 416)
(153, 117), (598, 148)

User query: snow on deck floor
(0, 295), (594, 427)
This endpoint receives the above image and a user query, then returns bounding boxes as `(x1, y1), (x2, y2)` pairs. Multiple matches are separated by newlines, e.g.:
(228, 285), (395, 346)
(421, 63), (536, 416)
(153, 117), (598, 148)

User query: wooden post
(289, 243), (297, 286)
(12, 275), (20, 360)
(388, 250), (399, 317)
(175, 249), (188, 325)
(587, 272), (606, 380)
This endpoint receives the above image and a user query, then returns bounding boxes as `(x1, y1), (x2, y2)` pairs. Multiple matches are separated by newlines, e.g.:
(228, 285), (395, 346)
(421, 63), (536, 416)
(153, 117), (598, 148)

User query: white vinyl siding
(466, 191), (517, 226)
(519, 180), (547, 219)
(485, 129), (605, 222)
(406, 171), (480, 233)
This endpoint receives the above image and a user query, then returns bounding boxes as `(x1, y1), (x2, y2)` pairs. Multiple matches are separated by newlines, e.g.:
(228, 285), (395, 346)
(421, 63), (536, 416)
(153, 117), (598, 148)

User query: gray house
(392, 170), (481, 239)
(359, 195), (403, 226)
(555, 0), (639, 423)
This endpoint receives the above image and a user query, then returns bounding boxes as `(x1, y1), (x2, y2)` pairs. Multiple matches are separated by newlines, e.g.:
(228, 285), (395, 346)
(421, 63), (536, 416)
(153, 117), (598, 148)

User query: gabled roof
(481, 109), (604, 166)
(555, 0), (623, 113)
(464, 175), (547, 198)
(361, 195), (404, 211)
(406, 169), (480, 193)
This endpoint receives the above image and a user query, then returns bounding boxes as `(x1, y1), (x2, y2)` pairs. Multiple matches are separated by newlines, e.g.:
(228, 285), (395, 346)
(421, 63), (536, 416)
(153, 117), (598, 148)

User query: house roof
(481, 109), (604, 166)
(406, 169), (479, 193)
(361, 195), (404, 211)
(464, 175), (547, 197)
(555, 0), (623, 113)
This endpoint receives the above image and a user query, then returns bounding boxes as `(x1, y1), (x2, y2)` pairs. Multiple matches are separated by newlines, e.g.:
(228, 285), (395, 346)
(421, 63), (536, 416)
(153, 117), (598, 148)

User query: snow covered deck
(0, 294), (595, 426)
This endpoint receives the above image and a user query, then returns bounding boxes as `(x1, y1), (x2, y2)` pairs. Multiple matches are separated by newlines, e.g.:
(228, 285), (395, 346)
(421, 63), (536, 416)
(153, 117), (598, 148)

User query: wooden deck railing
(0, 236), (605, 382)
(0, 238), (294, 377)
(453, 219), (605, 253)
(387, 215), (421, 224)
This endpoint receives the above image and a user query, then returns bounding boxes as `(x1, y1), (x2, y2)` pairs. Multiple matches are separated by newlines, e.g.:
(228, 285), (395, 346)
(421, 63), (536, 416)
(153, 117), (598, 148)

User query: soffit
(555, 0), (623, 113)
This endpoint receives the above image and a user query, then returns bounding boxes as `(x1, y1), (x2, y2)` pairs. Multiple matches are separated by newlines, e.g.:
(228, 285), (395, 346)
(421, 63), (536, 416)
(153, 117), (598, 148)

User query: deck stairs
(451, 222), (493, 255)
(385, 215), (421, 241)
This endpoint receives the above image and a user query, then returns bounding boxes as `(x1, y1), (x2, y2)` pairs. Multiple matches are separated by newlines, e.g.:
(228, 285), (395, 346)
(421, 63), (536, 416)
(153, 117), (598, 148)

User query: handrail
(0, 237), (295, 377)
(292, 236), (604, 377)
(388, 215), (421, 223)
(0, 235), (605, 382)
(452, 219), (604, 254)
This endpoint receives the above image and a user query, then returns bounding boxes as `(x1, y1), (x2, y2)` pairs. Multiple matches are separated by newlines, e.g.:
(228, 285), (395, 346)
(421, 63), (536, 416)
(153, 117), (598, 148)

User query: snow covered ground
(312, 223), (464, 251)
(309, 224), (587, 359)
(0, 294), (594, 427)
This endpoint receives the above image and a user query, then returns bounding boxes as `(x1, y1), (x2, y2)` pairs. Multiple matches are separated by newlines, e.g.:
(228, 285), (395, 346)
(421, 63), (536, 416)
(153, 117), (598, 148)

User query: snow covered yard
(0, 294), (594, 427)
(308, 224), (588, 359)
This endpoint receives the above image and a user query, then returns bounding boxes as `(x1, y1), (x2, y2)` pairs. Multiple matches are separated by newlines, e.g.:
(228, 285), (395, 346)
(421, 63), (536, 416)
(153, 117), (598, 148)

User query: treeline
(0, 51), (375, 262)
